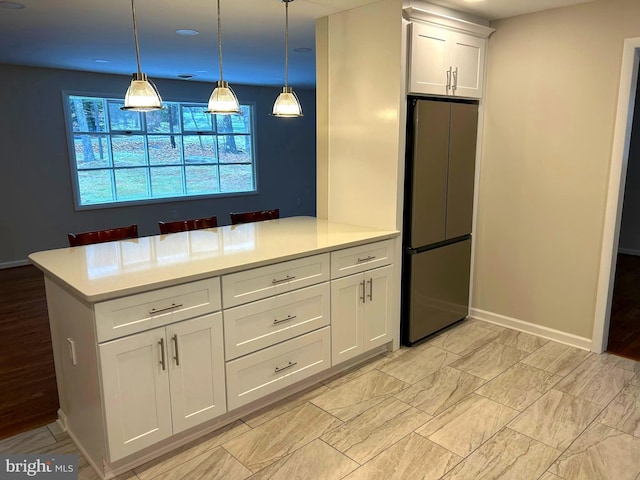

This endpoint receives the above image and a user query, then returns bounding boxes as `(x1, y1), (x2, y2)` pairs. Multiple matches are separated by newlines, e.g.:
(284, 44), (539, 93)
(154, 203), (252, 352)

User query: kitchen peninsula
(29, 216), (400, 479)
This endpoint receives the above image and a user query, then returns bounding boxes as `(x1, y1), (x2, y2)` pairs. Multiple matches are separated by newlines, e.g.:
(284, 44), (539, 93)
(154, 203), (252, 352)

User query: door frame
(593, 38), (640, 353)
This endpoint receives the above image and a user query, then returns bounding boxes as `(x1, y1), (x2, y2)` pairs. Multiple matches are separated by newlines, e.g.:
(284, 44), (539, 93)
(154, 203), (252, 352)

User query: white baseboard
(470, 308), (593, 351)
(0, 259), (30, 269)
(618, 248), (640, 256)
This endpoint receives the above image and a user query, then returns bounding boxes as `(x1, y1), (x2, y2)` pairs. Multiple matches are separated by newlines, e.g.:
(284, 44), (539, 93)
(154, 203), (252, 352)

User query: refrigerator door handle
(367, 278), (373, 301)
(360, 280), (366, 303)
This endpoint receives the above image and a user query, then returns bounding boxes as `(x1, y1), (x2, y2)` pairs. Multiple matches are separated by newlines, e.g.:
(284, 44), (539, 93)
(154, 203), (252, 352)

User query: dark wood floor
(0, 265), (58, 440)
(607, 253), (640, 360)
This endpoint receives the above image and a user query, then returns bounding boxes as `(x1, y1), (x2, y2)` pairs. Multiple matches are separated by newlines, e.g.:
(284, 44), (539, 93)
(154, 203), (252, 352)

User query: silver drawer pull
(273, 315), (297, 325)
(272, 275), (296, 285)
(149, 303), (183, 315)
(172, 334), (180, 366)
(274, 361), (297, 373)
(357, 255), (376, 263)
(159, 338), (166, 371)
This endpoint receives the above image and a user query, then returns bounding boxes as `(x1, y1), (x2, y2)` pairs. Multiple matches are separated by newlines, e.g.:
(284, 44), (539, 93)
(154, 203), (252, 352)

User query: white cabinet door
(167, 313), (226, 433)
(409, 23), (449, 96)
(363, 265), (392, 351)
(449, 32), (485, 99)
(99, 328), (172, 461)
(331, 264), (394, 366)
(331, 274), (364, 365)
(409, 23), (487, 99)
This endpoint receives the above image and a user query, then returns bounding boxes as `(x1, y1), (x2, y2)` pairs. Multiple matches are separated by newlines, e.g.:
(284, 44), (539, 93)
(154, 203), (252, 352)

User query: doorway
(594, 39), (640, 354)
(606, 66), (640, 360)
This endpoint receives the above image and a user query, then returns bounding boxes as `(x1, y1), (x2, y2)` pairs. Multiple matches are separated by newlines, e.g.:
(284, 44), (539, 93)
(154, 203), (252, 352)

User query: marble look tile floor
(3, 319), (640, 480)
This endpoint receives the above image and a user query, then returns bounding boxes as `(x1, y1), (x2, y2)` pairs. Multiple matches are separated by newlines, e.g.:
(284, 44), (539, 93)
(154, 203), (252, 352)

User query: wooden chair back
(230, 209), (279, 225)
(68, 224), (138, 247)
(158, 215), (218, 234)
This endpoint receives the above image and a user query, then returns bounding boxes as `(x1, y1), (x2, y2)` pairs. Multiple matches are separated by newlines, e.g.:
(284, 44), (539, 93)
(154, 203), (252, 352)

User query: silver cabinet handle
(149, 303), (183, 315)
(275, 361), (297, 373)
(446, 66), (452, 90)
(367, 278), (373, 301)
(360, 280), (366, 303)
(159, 338), (166, 371)
(357, 255), (376, 263)
(172, 334), (180, 366)
(452, 67), (458, 92)
(272, 275), (296, 285)
(273, 314), (297, 325)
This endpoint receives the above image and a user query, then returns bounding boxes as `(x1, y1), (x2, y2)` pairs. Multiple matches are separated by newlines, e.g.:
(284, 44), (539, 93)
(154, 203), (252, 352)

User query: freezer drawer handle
(367, 278), (373, 301)
(357, 255), (376, 263)
(274, 361), (297, 373)
(273, 314), (297, 325)
(149, 303), (183, 315)
(272, 275), (296, 284)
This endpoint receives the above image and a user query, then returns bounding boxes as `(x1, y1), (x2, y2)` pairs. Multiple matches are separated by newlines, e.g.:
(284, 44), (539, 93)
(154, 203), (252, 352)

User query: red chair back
(68, 224), (138, 247)
(158, 216), (218, 234)
(230, 209), (279, 225)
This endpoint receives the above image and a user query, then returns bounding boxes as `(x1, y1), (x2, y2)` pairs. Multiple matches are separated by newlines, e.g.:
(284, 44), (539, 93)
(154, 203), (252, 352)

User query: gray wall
(0, 65), (316, 264)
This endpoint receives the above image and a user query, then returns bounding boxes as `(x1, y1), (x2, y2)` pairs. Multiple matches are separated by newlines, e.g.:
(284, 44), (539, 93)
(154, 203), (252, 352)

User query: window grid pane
(66, 95), (256, 206)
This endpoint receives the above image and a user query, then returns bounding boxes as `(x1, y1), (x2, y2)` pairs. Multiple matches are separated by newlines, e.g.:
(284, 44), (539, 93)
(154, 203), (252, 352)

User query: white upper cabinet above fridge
(405, 7), (495, 99)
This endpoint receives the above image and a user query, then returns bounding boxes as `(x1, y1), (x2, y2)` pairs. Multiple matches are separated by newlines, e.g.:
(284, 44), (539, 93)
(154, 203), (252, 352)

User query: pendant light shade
(123, 73), (163, 111)
(207, 80), (240, 114)
(206, 0), (240, 114)
(273, 86), (303, 117)
(272, 0), (302, 118)
(121, 0), (163, 112)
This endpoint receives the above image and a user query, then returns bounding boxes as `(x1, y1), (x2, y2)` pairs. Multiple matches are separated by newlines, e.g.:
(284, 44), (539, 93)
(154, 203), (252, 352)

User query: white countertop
(29, 216), (399, 303)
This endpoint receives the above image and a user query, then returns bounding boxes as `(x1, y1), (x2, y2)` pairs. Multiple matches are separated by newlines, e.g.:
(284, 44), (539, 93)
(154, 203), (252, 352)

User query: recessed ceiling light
(176, 29), (199, 36)
(294, 47), (312, 53)
(176, 73), (196, 79)
(0, 1), (25, 9)
(94, 59), (110, 63)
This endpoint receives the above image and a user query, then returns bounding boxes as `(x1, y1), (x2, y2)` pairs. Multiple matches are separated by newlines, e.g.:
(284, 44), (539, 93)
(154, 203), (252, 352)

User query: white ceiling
(0, 0), (596, 88)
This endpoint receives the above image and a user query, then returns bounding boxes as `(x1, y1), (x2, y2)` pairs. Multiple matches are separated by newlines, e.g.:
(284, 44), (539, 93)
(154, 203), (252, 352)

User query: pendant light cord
(131, 0), (142, 77)
(217, 0), (224, 82)
(284, 0), (289, 88)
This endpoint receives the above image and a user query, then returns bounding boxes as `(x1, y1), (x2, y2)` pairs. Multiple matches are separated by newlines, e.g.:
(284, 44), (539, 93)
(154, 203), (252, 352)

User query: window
(65, 95), (256, 207)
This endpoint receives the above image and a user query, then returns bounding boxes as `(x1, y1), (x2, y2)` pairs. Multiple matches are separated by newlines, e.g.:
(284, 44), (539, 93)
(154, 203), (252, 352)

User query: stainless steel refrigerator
(401, 98), (478, 345)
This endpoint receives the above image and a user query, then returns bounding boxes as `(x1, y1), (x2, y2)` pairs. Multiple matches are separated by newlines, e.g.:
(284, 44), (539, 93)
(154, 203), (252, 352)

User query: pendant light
(272, 0), (303, 117)
(206, 0), (240, 114)
(121, 0), (163, 111)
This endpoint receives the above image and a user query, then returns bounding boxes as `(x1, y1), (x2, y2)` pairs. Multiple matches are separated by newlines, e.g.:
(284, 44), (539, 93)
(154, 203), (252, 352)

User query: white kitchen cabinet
(31, 218), (399, 478)
(99, 312), (226, 461)
(409, 22), (486, 99)
(223, 283), (330, 360)
(222, 254), (330, 308)
(331, 264), (392, 365)
(226, 327), (331, 410)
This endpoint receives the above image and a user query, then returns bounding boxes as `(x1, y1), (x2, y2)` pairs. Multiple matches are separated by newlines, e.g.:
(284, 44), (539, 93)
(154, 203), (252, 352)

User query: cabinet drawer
(331, 240), (394, 279)
(225, 327), (331, 410)
(95, 277), (221, 343)
(224, 283), (330, 360)
(222, 253), (330, 308)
